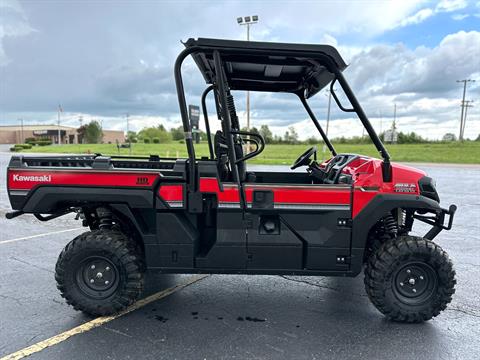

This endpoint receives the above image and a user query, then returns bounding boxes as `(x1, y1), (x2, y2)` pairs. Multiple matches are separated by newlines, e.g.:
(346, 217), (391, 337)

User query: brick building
(0, 125), (124, 144)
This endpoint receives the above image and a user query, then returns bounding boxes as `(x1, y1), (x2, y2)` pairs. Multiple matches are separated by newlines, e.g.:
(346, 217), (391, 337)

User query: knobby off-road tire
(364, 235), (455, 323)
(55, 230), (145, 316)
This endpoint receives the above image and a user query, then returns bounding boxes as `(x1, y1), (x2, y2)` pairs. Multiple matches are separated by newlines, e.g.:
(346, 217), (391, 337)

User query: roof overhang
(184, 38), (348, 98)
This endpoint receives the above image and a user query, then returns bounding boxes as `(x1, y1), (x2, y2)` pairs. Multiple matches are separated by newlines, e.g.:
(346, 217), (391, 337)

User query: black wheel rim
(76, 256), (119, 299)
(392, 262), (438, 305)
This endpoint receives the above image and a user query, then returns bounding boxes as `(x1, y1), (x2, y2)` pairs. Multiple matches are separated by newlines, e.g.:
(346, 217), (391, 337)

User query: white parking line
(0, 228), (84, 245)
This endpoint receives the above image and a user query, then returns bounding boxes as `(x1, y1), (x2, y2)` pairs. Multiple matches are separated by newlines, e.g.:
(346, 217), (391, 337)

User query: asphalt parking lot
(0, 148), (479, 360)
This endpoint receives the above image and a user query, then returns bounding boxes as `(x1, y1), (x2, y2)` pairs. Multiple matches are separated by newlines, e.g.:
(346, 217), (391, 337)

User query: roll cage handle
(329, 78), (355, 113)
(201, 85), (215, 160)
(230, 131), (266, 163)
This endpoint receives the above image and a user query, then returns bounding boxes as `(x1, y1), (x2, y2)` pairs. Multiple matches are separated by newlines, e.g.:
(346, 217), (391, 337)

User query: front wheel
(55, 230), (145, 316)
(364, 236), (455, 323)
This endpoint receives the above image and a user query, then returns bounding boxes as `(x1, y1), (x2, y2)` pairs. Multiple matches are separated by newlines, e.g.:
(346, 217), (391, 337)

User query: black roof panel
(184, 38), (348, 98)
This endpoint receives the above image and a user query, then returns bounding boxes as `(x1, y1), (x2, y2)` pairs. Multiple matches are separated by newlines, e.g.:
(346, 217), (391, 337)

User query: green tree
(170, 126), (184, 141)
(284, 126), (299, 144)
(306, 136), (320, 145)
(78, 121), (103, 144)
(241, 126), (260, 135)
(126, 131), (137, 143)
(397, 131), (425, 144)
(259, 124), (273, 143)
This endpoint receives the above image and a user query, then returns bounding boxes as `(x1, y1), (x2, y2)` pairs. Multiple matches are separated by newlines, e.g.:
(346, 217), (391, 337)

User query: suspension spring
(383, 213), (398, 237)
(97, 207), (114, 229)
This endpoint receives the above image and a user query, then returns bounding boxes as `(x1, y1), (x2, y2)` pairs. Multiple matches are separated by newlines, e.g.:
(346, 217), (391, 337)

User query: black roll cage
(174, 43), (392, 197)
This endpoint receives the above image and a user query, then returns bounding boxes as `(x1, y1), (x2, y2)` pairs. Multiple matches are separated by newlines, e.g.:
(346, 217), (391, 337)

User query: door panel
(246, 214), (303, 270)
(196, 178), (247, 269)
(244, 183), (352, 271)
(196, 177), (353, 271)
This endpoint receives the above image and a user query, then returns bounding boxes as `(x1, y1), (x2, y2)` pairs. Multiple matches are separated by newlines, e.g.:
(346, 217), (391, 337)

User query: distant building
(0, 125), (124, 144)
(383, 129), (398, 143)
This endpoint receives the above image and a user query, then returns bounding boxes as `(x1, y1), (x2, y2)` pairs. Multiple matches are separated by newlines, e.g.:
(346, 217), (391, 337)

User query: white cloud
(1, 2), (479, 141)
(346, 31), (480, 96)
(396, 0), (470, 28)
(0, 0), (35, 66)
(435, 0), (468, 12)
(400, 8), (434, 27)
(452, 13), (470, 20)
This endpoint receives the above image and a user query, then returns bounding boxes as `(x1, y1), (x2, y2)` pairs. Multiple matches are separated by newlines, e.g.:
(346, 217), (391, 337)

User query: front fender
(349, 194), (442, 275)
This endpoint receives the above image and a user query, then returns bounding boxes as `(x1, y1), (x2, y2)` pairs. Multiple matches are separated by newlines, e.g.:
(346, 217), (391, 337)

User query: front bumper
(414, 204), (457, 240)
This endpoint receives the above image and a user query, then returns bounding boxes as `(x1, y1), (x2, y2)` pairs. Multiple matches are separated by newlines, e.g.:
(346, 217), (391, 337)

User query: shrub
(14, 144), (32, 149)
(10, 146), (21, 152)
(152, 137), (160, 144)
(35, 140), (53, 146)
(143, 138), (151, 144)
(138, 126), (171, 143)
(25, 137), (36, 144)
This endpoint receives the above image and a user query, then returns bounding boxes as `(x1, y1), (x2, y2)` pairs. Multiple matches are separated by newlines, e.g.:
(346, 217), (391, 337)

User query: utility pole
(325, 89), (333, 138)
(19, 118), (24, 144)
(393, 103), (396, 127)
(379, 109), (383, 135)
(456, 79), (475, 141)
(323, 89), (335, 159)
(461, 100), (474, 140)
(126, 113), (131, 155)
(57, 105), (63, 145)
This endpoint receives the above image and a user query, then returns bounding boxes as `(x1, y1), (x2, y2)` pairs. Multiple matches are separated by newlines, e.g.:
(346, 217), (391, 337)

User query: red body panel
(8, 169), (159, 190)
(199, 177), (351, 206)
(329, 157), (426, 217)
(158, 184), (185, 207)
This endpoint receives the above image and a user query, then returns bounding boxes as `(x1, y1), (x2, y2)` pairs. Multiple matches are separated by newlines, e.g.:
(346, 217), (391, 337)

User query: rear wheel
(364, 235), (455, 323)
(55, 230), (145, 316)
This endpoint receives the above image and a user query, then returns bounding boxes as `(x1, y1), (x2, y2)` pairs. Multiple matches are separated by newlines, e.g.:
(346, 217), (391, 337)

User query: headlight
(419, 176), (440, 203)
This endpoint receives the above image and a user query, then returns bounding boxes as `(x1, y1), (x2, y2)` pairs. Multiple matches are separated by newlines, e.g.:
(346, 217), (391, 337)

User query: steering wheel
(291, 146), (317, 170)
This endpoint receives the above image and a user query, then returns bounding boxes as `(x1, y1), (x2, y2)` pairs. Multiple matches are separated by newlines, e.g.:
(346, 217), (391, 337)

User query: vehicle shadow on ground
(98, 273), (447, 360)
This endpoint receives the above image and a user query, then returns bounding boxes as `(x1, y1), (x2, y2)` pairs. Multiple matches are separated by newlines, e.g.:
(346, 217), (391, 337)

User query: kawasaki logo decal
(13, 174), (52, 182)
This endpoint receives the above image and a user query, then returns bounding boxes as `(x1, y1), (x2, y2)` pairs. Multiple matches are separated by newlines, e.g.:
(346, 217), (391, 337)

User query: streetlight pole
(456, 79), (475, 141)
(19, 118), (24, 144)
(237, 15), (259, 131)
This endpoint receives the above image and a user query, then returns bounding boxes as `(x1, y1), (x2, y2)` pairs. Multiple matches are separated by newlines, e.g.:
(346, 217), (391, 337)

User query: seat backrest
(214, 131), (229, 180)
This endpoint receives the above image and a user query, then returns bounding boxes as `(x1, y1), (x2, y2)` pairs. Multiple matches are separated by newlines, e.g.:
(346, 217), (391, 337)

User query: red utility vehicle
(6, 38), (456, 322)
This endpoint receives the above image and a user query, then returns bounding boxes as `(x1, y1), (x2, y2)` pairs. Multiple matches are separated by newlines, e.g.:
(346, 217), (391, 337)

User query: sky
(0, 0), (479, 140)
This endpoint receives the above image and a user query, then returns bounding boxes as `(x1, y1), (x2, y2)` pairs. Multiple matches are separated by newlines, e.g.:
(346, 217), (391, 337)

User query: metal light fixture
(237, 15), (259, 25)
